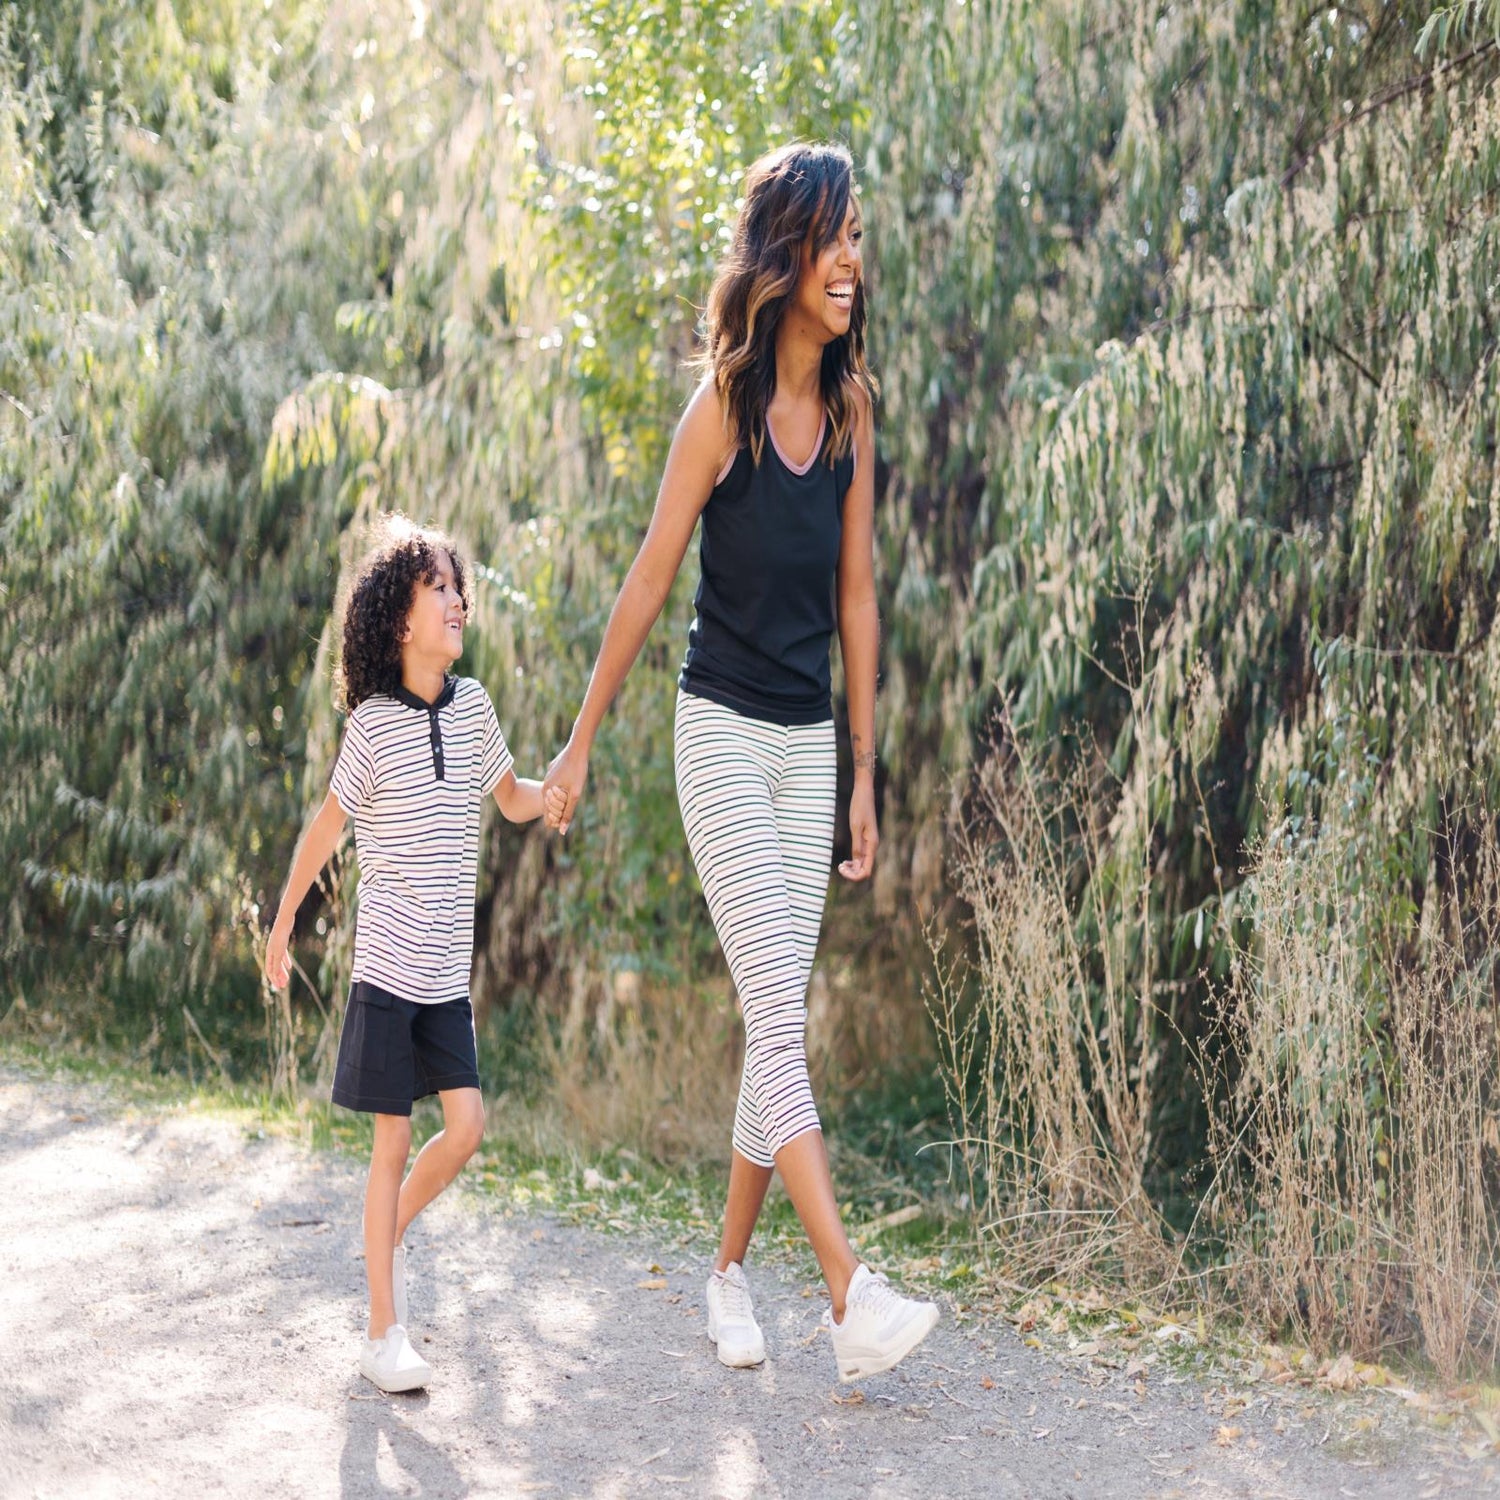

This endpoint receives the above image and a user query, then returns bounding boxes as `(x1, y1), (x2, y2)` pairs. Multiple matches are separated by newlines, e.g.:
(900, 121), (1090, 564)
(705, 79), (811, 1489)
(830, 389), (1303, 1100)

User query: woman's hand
(838, 781), (880, 882)
(543, 738), (590, 836)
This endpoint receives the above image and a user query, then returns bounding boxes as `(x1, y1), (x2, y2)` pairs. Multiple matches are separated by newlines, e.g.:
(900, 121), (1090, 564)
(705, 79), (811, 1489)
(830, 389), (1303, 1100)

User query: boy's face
(401, 548), (465, 666)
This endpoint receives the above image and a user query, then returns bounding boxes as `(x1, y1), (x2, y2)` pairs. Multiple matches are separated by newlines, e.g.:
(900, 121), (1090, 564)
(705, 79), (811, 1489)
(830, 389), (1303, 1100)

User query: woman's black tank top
(678, 412), (856, 725)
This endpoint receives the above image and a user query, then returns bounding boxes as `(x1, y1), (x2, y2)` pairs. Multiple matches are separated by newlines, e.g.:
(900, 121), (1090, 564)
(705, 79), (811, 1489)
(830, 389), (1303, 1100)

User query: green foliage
(7, 0), (1500, 1229)
(536, 0), (864, 484)
(1, 1), (383, 1044)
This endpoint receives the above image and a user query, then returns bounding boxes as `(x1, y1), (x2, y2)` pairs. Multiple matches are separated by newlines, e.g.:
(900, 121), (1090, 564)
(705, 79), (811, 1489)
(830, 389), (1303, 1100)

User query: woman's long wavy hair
(337, 516), (471, 710)
(700, 142), (877, 466)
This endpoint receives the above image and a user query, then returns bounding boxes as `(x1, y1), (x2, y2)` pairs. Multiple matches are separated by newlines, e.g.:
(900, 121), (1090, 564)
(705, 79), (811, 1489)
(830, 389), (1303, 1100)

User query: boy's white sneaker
(392, 1243), (409, 1329)
(359, 1323), (431, 1393)
(824, 1264), (939, 1382)
(706, 1261), (766, 1368)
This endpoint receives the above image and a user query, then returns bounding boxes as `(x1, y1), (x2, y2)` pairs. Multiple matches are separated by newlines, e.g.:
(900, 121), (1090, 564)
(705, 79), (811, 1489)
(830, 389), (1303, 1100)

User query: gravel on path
(1, 1064), (1489, 1500)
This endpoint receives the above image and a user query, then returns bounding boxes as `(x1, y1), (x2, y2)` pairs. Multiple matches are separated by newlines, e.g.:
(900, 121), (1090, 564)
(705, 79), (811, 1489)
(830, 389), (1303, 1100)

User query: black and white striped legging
(674, 689), (837, 1167)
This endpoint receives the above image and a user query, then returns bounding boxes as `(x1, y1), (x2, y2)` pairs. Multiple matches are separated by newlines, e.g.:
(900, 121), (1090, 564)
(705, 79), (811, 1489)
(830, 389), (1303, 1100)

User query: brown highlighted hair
(700, 142), (877, 465)
(338, 516), (470, 710)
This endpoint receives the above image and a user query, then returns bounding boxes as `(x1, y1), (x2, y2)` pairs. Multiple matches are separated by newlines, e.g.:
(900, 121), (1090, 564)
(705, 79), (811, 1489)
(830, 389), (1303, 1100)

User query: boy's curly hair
(338, 516), (472, 710)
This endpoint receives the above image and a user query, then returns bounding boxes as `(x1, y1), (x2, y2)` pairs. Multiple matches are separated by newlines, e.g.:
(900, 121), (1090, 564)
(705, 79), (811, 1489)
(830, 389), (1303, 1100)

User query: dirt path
(1, 1063), (1488, 1500)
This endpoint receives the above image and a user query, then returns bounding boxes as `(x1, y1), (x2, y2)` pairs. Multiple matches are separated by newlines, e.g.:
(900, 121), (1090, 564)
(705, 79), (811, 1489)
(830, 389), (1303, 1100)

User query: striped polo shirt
(329, 674), (512, 1003)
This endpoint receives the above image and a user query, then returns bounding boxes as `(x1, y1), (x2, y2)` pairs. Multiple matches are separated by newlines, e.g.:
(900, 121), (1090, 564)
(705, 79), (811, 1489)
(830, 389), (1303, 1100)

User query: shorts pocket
(345, 984), (394, 1074)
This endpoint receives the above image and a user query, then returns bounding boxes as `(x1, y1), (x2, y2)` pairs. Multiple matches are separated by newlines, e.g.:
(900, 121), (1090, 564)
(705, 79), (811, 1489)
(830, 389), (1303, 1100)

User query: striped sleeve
(329, 708), (375, 814)
(477, 686), (514, 796)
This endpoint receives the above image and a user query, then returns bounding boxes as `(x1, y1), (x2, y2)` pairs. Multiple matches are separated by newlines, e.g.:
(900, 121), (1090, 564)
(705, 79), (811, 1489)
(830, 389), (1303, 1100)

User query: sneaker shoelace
(717, 1272), (753, 1322)
(852, 1269), (902, 1316)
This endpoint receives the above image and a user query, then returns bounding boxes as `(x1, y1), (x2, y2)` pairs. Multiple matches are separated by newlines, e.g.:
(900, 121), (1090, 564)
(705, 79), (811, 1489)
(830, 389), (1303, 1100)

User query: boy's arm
(493, 770), (564, 825)
(264, 791), (348, 990)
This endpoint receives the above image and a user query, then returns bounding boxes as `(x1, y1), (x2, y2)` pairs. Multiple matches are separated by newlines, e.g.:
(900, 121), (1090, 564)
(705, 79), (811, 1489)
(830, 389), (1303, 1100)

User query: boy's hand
(543, 783), (569, 828)
(543, 738), (589, 836)
(264, 919), (293, 990)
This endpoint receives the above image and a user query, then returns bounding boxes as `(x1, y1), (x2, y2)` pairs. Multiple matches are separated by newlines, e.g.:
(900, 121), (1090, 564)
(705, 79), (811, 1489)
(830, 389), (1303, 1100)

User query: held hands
(542, 738), (589, 836)
(838, 781), (880, 882)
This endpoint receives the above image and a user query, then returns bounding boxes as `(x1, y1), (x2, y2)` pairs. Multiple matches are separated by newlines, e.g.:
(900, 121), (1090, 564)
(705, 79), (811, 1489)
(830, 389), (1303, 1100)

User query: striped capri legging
(674, 689), (837, 1168)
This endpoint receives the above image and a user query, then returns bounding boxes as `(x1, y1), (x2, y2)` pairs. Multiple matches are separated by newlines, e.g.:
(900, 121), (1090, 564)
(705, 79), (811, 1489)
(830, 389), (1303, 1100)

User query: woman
(543, 142), (938, 1382)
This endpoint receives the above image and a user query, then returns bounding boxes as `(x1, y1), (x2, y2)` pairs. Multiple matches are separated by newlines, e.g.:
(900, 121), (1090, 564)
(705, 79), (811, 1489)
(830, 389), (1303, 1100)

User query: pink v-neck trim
(768, 410), (826, 475)
(712, 411), (841, 487)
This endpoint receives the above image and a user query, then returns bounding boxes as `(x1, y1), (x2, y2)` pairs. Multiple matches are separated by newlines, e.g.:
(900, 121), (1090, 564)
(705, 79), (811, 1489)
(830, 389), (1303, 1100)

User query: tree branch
(1281, 37), (1499, 187)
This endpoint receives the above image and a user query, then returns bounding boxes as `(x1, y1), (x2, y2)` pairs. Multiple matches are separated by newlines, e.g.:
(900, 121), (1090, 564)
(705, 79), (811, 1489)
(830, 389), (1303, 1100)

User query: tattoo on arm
(852, 735), (877, 774)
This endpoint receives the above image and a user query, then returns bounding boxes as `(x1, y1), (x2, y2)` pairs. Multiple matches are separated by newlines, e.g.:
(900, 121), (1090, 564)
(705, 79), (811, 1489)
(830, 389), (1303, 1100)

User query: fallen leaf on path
(831, 1389), (866, 1406)
(1154, 1323), (1196, 1346)
(1319, 1354), (1360, 1391)
(1032, 1428), (1052, 1440)
(637, 1277), (668, 1290)
(1215, 1425), (1243, 1446)
(980, 1376), (995, 1390)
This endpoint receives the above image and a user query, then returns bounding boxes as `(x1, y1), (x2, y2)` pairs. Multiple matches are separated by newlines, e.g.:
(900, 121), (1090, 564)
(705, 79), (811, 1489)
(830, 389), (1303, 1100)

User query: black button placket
(428, 706), (444, 781)
(394, 677), (455, 780)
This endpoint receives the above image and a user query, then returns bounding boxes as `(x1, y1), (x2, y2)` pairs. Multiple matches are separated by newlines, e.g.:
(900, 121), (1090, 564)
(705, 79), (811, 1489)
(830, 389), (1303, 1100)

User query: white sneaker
(706, 1262), (766, 1368)
(392, 1243), (409, 1330)
(359, 1323), (432, 1393)
(824, 1264), (939, 1382)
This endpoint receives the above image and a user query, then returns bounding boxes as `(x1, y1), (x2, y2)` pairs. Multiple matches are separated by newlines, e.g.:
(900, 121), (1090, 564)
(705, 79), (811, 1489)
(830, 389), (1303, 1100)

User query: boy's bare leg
(394, 1087), (485, 1243)
(365, 1113), (412, 1338)
(714, 1149), (773, 1273)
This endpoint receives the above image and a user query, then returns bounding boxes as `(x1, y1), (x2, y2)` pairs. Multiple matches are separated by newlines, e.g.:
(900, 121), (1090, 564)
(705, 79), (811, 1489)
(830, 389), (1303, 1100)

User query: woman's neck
(774, 328), (824, 405)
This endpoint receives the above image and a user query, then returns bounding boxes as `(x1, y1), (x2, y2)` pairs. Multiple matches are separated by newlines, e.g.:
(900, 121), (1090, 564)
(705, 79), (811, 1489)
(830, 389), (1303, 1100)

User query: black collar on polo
(392, 675), (457, 781)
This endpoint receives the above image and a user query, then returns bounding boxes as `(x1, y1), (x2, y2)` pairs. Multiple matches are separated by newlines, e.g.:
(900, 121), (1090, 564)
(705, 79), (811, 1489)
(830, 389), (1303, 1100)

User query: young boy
(264, 517), (562, 1393)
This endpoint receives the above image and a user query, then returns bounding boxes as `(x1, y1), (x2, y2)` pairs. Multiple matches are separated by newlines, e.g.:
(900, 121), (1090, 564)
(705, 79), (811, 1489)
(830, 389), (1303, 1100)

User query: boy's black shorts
(331, 981), (480, 1116)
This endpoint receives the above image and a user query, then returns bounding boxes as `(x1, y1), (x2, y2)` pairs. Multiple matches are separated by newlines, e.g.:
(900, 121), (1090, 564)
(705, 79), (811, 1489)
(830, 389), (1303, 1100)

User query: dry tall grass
(1213, 814), (1500, 1378)
(536, 974), (746, 1166)
(932, 727), (1500, 1375)
(1209, 823), (1394, 1357)
(926, 714), (1171, 1287)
